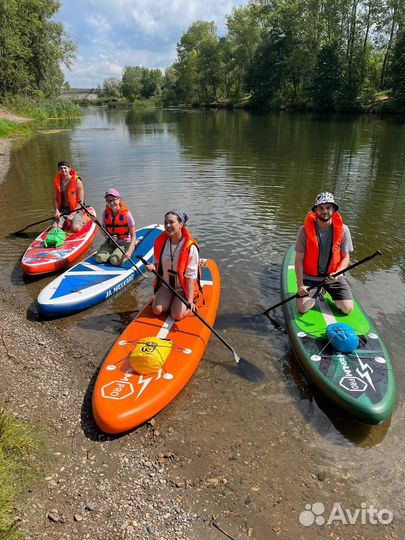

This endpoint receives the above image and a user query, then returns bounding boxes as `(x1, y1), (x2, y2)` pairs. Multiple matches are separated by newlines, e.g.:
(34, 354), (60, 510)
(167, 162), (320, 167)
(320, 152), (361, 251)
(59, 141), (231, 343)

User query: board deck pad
(281, 247), (395, 425)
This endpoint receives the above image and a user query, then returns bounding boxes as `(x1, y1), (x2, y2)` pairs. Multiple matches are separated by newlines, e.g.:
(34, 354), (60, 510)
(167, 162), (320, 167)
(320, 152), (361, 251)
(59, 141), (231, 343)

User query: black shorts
(303, 276), (353, 301)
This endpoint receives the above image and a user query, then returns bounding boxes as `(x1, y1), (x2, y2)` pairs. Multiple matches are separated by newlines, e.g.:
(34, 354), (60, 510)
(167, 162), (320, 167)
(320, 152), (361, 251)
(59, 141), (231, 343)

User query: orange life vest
(104, 203), (131, 241)
(54, 169), (80, 211)
(153, 227), (201, 299)
(303, 211), (344, 276)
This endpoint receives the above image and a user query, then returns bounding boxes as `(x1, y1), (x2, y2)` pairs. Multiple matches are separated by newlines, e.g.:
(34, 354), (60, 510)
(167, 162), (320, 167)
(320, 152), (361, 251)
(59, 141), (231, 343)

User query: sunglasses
(106, 197), (120, 204)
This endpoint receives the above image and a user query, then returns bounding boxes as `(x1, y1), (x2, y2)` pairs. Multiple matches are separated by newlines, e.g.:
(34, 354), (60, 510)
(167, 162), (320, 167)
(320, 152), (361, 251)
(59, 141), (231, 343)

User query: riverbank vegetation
(0, 0), (81, 126)
(0, 407), (42, 539)
(165, 0), (404, 112)
(97, 0), (404, 113)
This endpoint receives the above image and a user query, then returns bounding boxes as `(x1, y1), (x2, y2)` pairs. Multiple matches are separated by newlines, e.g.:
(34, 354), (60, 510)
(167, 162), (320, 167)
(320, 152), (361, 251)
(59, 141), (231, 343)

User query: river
(0, 107), (404, 537)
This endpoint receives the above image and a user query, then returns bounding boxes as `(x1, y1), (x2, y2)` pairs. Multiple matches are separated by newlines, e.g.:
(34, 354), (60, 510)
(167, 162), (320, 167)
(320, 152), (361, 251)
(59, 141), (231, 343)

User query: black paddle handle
(263, 250), (382, 315)
(14, 209), (79, 234)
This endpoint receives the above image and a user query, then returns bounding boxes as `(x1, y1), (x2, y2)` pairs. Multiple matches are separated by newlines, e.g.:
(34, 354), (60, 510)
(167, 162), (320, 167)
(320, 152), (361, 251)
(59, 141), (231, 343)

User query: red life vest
(54, 169), (80, 211)
(104, 203), (131, 241)
(153, 227), (201, 299)
(303, 211), (344, 276)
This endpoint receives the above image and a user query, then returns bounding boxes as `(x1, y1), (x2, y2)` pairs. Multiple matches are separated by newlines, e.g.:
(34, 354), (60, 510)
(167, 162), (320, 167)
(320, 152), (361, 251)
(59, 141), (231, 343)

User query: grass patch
(3, 95), (83, 120)
(0, 119), (32, 139)
(0, 406), (43, 539)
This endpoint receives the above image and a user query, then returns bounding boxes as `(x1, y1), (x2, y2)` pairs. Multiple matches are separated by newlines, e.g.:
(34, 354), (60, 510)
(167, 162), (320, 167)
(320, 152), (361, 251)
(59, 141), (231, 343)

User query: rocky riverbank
(0, 284), (403, 540)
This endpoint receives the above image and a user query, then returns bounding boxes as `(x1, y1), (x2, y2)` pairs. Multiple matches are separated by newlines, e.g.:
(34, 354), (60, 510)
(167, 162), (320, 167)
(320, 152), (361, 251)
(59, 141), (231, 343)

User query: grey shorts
(303, 276), (353, 301)
(53, 207), (85, 230)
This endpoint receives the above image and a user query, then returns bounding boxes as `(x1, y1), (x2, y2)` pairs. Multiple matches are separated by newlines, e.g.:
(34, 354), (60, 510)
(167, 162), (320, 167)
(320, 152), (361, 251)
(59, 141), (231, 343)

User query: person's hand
(146, 263), (155, 272)
(124, 249), (133, 261)
(325, 274), (339, 284)
(297, 285), (310, 297)
(54, 209), (61, 220)
(188, 301), (196, 312)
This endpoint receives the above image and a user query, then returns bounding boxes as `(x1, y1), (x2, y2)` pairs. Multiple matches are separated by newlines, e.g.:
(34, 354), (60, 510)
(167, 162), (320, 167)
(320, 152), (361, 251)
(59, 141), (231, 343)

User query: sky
(55, 0), (250, 89)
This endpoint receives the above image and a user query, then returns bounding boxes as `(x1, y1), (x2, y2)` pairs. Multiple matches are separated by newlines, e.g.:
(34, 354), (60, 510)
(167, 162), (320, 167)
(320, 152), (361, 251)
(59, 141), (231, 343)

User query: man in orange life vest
(295, 192), (354, 314)
(52, 160), (85, 232)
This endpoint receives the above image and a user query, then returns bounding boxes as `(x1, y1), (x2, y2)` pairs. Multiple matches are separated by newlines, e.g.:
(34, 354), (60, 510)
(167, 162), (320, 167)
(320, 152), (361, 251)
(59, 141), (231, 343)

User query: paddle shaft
(136, 254), (240, 363)
(79, 202), (145, 276)
(13, 209), (76, 234)
(263, 249), (382, 315)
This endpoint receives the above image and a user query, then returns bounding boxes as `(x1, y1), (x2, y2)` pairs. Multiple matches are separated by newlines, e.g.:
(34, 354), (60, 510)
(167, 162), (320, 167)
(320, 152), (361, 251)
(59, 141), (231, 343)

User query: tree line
(100, 0), (404, 112)
(1, 0), (403, 112)
(163, 0), (404, 111)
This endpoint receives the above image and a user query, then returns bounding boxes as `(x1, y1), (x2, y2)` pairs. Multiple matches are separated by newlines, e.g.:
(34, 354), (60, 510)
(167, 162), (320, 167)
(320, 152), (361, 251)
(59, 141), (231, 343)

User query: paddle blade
(236, 357), (266, 383)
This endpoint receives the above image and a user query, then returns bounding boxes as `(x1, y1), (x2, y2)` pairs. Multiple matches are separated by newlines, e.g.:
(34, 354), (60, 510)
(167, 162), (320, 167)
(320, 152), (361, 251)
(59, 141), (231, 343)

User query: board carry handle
(262, 250), (382, 315)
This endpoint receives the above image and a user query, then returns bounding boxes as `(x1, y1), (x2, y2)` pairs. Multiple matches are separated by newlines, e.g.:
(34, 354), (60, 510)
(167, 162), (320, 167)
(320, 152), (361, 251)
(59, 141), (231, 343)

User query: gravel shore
(1, 284), (403, 540)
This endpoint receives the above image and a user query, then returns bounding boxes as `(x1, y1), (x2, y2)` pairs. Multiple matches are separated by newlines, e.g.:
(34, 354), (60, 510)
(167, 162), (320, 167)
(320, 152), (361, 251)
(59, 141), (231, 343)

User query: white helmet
(312, 192), (339, 211)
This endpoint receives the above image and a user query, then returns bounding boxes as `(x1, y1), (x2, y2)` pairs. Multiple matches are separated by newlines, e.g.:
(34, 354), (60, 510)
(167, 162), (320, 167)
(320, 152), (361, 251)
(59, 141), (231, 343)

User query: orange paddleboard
(92, 259), (220, 434)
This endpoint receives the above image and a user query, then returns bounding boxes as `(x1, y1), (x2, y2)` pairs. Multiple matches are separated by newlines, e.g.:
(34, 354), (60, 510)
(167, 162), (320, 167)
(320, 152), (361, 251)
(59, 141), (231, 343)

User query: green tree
(101, 77), (122, 98)
(312, 43), (343, 110)
(139, 68), (164, 99)
(0, 0), (76, 98)
(247, 1), (312, 109)
(225, 5), (262, 98)
(173, 20), (219, 104)
(386, 28), (405, 109)
(121, 66), (143, 101)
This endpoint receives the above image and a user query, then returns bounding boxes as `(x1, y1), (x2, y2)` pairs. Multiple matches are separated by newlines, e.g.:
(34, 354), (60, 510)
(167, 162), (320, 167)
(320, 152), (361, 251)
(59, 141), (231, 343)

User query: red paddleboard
(92, 258), (220, 434)
(21, 208), (97, 275)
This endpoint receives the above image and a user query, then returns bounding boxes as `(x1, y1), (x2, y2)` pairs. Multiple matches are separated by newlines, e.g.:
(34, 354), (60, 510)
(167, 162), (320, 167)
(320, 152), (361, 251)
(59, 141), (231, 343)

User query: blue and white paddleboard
(37, 224), (164, 316)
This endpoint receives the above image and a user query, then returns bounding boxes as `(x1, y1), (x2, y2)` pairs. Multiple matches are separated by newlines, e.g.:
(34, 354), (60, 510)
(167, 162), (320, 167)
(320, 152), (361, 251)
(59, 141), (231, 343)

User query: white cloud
(57, 0), (250, 87)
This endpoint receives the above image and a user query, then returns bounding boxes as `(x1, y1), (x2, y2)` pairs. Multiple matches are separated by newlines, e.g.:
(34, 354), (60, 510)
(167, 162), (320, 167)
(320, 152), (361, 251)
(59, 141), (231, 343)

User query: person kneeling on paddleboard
(52, 160), (85, 232)
(294, 192), (354, 314)
(146, 209), (201, 321)
(95, 189), (137, 266)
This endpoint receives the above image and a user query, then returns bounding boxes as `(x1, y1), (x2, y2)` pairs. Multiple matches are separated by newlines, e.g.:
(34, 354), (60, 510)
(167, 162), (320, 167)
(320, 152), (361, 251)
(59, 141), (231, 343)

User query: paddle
(135, 253), (265, 383)
(12, 210), (74, 235)
(262, 249), (382, 316)
(79, 202), (147, 277)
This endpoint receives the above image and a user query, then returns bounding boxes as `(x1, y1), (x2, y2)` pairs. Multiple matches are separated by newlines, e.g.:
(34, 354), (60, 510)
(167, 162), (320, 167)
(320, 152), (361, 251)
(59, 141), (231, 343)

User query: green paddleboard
(281, 247), (396, 425)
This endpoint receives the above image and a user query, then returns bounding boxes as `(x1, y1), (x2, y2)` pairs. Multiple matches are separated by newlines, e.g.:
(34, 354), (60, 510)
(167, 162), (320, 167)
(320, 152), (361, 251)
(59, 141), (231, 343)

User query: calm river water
(0, 108), (404, 526)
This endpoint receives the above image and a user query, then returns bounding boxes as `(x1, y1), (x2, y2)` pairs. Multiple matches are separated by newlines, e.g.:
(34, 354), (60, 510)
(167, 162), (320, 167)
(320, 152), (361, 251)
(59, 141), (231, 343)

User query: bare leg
(297, 296), (316, 313)
(171, 296), (191, 321)
(152, 286), (174, 316)
(335, 299), (354, 314)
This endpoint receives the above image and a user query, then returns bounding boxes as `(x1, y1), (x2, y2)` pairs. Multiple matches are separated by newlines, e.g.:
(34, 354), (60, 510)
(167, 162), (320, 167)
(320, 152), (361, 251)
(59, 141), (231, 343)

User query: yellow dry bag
(129, 337), (173, 374)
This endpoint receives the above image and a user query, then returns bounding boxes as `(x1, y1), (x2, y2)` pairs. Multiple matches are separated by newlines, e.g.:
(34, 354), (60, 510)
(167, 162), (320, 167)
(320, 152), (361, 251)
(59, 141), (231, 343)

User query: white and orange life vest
(153, 227), (201, 298)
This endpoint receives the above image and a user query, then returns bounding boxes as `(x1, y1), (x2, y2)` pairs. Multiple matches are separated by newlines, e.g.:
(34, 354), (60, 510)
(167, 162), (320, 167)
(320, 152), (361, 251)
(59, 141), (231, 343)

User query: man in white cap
(294, 192), (354, 314)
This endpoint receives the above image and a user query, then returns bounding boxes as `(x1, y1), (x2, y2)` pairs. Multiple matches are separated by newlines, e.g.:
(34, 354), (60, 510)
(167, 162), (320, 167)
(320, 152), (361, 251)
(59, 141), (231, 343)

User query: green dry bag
(44, 228), (66, 248)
